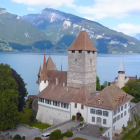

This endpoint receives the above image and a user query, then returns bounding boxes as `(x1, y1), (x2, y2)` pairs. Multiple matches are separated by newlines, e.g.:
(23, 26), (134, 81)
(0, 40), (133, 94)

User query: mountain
(22, 8), (140, 54)
(0, 8), (53, 51)
(134, 33), (140, 41)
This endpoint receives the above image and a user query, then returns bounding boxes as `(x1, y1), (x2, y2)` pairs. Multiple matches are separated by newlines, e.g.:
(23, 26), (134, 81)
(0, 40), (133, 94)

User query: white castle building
(36, 31), (134, 140)
(111, 59), (137, 88)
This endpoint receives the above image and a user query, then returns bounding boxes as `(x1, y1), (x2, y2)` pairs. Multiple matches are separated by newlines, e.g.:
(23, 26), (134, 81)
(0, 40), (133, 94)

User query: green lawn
(19, 101), (51, 130)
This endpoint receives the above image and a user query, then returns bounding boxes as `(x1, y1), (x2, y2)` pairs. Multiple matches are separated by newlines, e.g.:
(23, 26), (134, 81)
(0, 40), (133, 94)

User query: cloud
(114, 23), (140, 35)
(12, 0), (76, 8)
(75, 0), (140, 19)
(27, 7), (36, 11)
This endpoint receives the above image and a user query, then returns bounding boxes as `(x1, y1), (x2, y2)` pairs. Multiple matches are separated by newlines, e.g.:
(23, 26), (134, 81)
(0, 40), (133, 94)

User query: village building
(111, 59), (137, 88)
(36, 31), (134, 140)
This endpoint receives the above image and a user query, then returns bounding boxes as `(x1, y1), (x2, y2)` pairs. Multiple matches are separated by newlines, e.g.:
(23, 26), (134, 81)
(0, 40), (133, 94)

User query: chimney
(56, 78), (58, 85)
(52, 85), (54, 90)
(63, 83), (65, 87)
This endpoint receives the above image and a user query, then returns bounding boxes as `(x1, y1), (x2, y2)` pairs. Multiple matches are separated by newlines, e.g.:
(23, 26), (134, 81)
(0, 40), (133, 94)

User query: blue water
(0, 52), (140, 95)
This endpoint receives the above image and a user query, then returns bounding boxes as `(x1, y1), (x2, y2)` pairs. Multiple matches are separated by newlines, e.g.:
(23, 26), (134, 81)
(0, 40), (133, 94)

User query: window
(114, 110), (117, 116)
(90, 109), (95, 114)
(117, 115), (120, 121)
(118, 108), (120, 113)
(81, 105), (84, 109)
(61, 103), (64, 107)
(121, 106), (123, 111)
(72, 50), (75, 53)
(44, 80), (46, 83)
(87, 51), (90, 54)
(125, 104), (127, 109)
(103, 111), (109, 117)
(75, 103), (77, 108)
(97, 117), (101, 125)
(103, 119), (106, 125)
(96, 110), (102, 115)
(92, 117), (95, 122)
(113, 126), (115, 131)
(124, 111), (126, 116)
(92, 51), (95, 54)
(113, 117), (116, 123)
(121, 113), (123, 118)
(90, 59), (92, 63)
(42, 99), (44, 103)
(97, 100), (102, 105)
(79, 50), (82, 53)
(75, 59), (77, 64)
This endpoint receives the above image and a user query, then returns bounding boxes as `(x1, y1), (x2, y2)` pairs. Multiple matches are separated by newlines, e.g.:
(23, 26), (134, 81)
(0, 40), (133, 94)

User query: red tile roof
(40, 55), (49, 80)
(46, 56), (57, 71)
(67, 31), (98, 51)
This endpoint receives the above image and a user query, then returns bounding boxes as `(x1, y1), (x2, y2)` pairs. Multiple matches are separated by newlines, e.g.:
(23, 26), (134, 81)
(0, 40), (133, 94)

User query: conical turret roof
(67, 31), (98, 51)
(37, 65), (41, 77)
(40, 55), (49, 80)
(118, 59), (125, 72)
(46, 56), (57, 71)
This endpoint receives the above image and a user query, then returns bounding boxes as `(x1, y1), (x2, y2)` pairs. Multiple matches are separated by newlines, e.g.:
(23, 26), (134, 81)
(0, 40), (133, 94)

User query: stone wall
(130, 102), (140, 122)
(67, 51), (97, 93)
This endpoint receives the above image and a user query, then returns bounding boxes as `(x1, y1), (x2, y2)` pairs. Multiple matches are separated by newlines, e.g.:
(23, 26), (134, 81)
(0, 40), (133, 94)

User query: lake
(0, 52), (140, 96)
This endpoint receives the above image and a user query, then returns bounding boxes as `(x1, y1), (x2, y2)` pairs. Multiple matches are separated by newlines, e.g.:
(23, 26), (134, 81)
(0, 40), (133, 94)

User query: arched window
(96, 110), (102, 115)
(103, 111), (109, 117)
(90, 109), (95, 114)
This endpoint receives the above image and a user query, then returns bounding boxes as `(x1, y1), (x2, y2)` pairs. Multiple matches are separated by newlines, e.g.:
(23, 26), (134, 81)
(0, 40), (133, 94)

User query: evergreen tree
(0, 64), (21, 130)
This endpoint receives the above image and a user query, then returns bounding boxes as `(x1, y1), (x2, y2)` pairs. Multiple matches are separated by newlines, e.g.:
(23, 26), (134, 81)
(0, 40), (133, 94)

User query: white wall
(88, 106), (113, 127)
(39, 80), (49, 92)
(71, 102), (88, 122)
(102, 128), (112, 140)
(36, 102), (70, 125)
(113, 101), (130, 131)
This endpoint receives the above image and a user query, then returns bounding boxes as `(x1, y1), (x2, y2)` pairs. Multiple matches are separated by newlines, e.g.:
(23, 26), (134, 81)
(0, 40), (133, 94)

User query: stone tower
(67, 31), (98, 93)
(118, 59), (125, 88)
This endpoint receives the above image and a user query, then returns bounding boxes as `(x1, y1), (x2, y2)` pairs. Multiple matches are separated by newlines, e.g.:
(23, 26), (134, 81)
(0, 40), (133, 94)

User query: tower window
(92, 51), (95, 54)
(79, 50), (82, 53)
(72, 50), (75, 53)
(44, 80), (46, 83)
(75, 59), (77, 64)
(75, 103), (77, 108)
(90, 59), (92, 63)
(87, 51), (90, 54)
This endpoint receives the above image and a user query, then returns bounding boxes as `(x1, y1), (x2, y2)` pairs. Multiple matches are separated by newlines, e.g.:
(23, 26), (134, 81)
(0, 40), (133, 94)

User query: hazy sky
(1, 0), (140, 36)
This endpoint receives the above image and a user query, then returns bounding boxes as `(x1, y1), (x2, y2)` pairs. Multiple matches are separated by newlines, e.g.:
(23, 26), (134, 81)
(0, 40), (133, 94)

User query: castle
(36, 31), (133, 140)
(111, 59), (137, 88)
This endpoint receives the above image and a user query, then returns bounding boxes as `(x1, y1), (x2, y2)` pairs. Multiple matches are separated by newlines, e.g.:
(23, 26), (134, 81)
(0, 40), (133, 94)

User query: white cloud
(27, 7), (36, 11)
(114, 23), (140, 35)
(12, 0), (76, 8)
(76, 0), (140, 19)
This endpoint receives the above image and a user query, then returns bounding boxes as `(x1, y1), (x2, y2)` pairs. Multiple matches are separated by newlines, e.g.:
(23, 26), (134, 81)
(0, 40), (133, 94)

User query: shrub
(80, 117), (84, 122)
(49, 129), (61, 139)
(61, 132), (67, 139)
(34, 137), (41, 140)
(22, 136), (25, 140)
(72, 115), (76, 121)
(122, 124), (126, 131)
(13, 134), (21, 139)
(29, 114), (35, 123)
(80, 123), (83, 126)
(99, 127), (103, 131)
(66, 131), (73, 137)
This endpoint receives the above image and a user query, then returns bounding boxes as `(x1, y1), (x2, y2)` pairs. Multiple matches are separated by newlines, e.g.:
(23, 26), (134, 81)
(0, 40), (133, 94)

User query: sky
(1, 0), (140, 36)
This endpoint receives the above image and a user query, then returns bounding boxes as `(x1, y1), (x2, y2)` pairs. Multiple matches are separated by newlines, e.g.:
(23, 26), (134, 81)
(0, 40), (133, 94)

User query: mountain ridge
(22, 8), (140, 54)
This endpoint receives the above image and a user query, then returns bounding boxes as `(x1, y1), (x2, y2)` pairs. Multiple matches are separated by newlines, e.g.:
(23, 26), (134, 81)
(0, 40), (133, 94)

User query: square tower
(67, 31), (98, 93)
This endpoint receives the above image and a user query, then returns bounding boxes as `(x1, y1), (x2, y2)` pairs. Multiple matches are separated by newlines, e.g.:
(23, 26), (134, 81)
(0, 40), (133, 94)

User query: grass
(19, 101), (51, 130)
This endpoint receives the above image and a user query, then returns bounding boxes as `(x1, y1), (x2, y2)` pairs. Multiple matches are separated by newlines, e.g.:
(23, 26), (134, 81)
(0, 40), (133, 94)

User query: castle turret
(39, 55), (49, 92)
(67, 31), (98, 94)
(46, 56), (57, 71)
(118, 59), (125, 88)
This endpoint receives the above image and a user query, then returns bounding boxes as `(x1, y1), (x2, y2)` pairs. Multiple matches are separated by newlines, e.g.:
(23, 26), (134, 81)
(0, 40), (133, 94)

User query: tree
(121, 86), (129, 93)
(11, 68), (28, 112)
(103, 81), (108, 87)
(99, 127), (103, 131)
(101, 85), (105, 90)
(34, 137), (41, 140)
(0, 64), (21, 131)
(96, 76), (101, 90)
(72, 115), (76, 121)
(13, 134), (21, 139)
